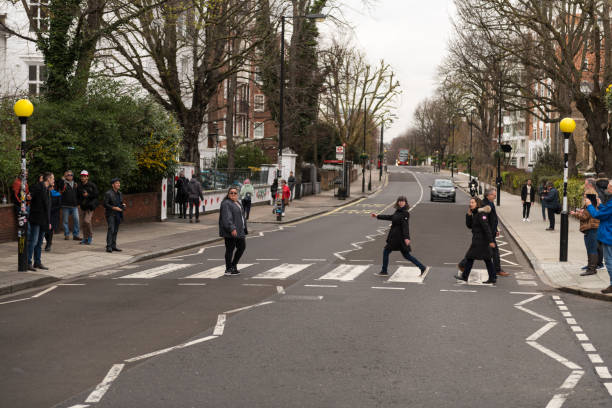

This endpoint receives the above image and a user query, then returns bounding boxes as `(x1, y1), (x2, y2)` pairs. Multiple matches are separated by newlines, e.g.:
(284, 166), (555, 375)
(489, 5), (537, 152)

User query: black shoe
(374, 271), (388, 276)
(230, 266), (241, 275)
(580, 270), (597, 276)
(27, 264), (36, 271)
(481, 280), (496, 285)
(44, 245), (51, 252)
(34, 263), (49, 270)
(421, 266), (430, 276)
(106, 248), (113, 253)
(545, 228), (554, 231)
(602, 285), (612, 294)
(195, 219), (200, 223)
(111, 247), (122, 252)
(224, 269), (233, 276)
(454, 273), (467, 282)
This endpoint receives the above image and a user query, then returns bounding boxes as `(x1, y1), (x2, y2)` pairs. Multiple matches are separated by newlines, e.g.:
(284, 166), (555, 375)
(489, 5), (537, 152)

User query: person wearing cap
(104, 178), (126, 252)
(77, 170), (99, 245)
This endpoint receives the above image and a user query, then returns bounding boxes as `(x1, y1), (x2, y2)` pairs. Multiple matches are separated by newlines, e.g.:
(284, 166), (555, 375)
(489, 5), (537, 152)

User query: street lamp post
(497, 76), (502, 206)
(14, 99), (33, 272)
(379, 125), (384, 181)
(450, 119), (455, 178)
(469, 110), (473, 183)
(559, 117), (576, 262)
(362, 97), (367, 193)
(278, 13), (325, 220)
(211, 124), (219, 189)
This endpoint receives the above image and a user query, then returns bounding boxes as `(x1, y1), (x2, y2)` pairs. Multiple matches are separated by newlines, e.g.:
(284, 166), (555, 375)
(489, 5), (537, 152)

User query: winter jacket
(77, 181), (99, 211)
(29, 182), (50, 229)
(57, 178), (79, 207)
(595, 179), (611, 204)
(11, 178), (29, 206)
(240, 184), (255, 201)
(219, 197), (247, 238)
(377, 206), (411, 251)
(187, 178), (203, 201)
(281, 184), (291, 201)
(104, 188), (124, 220)
(577, 187), (600, 232)
(464, 205), (495, 260)
(175, 176), (189, 203)
(521, 184), (536, 202)
(481, 197), (499, 234)
(542, 187), (560, 210)
(587, 201), (612, 245)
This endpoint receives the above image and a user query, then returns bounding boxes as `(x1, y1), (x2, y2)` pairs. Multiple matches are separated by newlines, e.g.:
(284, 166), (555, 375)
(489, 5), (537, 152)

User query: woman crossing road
(455, 197), (497, 285)
(371, 196), (429, 276)
(219, 186), (248, 276)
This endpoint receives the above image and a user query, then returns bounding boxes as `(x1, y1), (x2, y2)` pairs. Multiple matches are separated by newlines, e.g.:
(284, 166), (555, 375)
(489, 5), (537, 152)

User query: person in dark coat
(520, 179), (536, 221)
(455, 197), (497, 284)
(270, 178), (279, 209)
(44, 181), (62, 251)
(542, 181), (560, 231)
(538, 180), (548, 221)
(219, 186), (247, 276)
(482, 188), (508, 277)
(56, 170), (81, 240)
(103, 178), (126, 253)
(187, 177), (203, 223)
(27, 172), (54, 271)
(175, 171), (189, 219)
(77, 170), (99, 245)
(371, 196), (428, 276)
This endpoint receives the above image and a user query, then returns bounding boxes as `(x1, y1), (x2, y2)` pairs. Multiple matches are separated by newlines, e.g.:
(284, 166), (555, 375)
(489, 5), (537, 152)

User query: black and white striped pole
(559, 117), (576, 262)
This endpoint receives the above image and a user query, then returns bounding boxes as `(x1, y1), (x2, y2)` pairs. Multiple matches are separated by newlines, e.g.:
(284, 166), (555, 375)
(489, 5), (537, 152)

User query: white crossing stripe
(518, 280), (538, 286)
(468, 269), (490, 284)
(596, 366), (612, 379)
(319, 264), (370, 281)
(183, 264), (254, 279)
(387, 266), (424, 283)
(253, 264), (312, 279)
(119, 263), (193, 279)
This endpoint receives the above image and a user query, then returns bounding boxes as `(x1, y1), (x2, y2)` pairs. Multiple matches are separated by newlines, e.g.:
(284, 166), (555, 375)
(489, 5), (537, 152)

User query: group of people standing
(12, 169), (126, 271)
(174, 171), (204, 223)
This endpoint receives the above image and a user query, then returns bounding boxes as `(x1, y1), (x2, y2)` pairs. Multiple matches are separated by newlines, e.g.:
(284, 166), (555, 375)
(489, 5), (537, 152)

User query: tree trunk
(576, 96), (612, 176)
(226, 71), (237, 171)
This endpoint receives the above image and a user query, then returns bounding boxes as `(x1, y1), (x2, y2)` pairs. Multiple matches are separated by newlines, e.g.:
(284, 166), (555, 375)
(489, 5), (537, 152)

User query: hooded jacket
(376, 206), (411, 252)
(464, 205), (495, 260)
(219, 197), (247, 238)
(587, 199), (612, 245)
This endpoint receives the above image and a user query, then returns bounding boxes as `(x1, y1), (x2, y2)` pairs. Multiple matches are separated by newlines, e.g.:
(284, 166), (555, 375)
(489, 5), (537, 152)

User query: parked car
(430, 179), (456, 202)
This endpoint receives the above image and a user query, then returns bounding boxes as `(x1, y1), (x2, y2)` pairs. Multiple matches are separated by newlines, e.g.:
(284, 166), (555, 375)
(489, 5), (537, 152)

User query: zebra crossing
(103, 262), (430, 284)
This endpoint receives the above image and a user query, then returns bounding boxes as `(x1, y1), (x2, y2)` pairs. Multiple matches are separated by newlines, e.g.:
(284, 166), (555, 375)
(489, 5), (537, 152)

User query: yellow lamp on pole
(559, 117), (575, 262)
(14, 98), (34, 272)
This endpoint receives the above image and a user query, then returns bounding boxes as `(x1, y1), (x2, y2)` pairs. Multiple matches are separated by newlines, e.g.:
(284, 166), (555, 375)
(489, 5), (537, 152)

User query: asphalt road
(1, 166), (611, 408)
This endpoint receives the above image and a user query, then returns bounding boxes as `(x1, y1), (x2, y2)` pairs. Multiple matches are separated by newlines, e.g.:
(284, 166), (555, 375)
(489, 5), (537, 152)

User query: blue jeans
(584, 229), (598, 255)
(27, 223), (45, 266)
(62, 207), (80, 237)
(381, 247), (425, 273)
(603, 244), (612, 285)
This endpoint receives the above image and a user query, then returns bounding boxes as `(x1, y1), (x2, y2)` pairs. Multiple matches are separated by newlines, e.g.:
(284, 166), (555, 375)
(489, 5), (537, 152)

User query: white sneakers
(522, 218), (531, 222)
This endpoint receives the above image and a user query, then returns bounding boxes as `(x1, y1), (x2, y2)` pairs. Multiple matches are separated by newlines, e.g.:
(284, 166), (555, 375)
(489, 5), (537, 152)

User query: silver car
(430, 179), (456, 202)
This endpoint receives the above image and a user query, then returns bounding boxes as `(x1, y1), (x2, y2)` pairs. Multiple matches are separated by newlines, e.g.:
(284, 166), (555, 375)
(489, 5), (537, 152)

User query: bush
(0, 98), (21, 201)
(2, 80), (182, 196)
(553, 178), (585, 210)
(216, 144), (269, 169)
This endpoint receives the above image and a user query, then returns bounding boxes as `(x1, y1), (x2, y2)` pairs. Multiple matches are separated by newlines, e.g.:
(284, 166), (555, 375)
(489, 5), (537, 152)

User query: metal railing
(199, 168), (269, 191)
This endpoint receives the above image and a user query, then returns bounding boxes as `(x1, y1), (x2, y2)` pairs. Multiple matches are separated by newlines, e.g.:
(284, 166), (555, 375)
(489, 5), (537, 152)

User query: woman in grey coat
(219, 186), (247, 275)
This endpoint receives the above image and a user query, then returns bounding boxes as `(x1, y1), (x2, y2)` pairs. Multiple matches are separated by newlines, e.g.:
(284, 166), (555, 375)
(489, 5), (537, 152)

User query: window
(254, 94), (265, 112)
(29, 1), (49, 32)
(254, 122), (264, 139)
(28, 64), (46, 95)
(255, 70), (263, 86)
(546, 127), (550, 138)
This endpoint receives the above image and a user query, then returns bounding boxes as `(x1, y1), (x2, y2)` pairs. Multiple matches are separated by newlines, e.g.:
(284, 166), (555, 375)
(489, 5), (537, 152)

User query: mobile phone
(586, 194), (597, 204)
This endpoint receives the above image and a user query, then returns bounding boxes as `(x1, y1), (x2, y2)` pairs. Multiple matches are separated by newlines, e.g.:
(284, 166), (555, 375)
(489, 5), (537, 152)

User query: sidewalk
(451, 171), (612, 301)
(0, 172), (387, 296)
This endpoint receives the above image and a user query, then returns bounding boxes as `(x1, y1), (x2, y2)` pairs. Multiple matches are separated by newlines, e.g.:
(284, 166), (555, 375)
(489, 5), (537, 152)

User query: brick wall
(0, 192), (161, 243)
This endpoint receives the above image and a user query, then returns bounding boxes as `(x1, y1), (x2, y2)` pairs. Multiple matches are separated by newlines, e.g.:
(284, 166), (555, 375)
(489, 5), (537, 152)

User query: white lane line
(305, 284), (338, 288)
(213, 314), (226, 336)
(58, 283), (86, 286)
(183, 264), (254, 279)
(517, 280), (538, 286)
(589, 354), (603, 364)
(526, 322), (557, 342)
(241, 283), (273, 287)
(253, 263), (312, 280)
(67, 405), (90, 408)
(514, 293), (544, 306)
(558, 305), (568, 310)
(388, 266), (426, 283)
(562, 312), (572, 317)
(576, 333), (589, 341)
(119, 263), (193, 279)
(125, 336), (217, 363)
(552, 295), (561, 300)
(581, 343), (597, 352)
(178, 283), (206, 286)
(256, 258), (280, 261)
(116, 283), (148, 286)
(259, 232), (264, 237)
(605, 383), (612, 396)
(85, 364), (125, 403)
(555, 300), (565, 305)
(545, 392), (568, 408)
(302, 259), (326, 262)
(0, 298), (30, 305)
(515, 305), (555, 322)
(372, 286), (405, 291)
(197, 247), (205, 254)
(31, 285), (58, 298)
(526, 341), (582, 370)
(596, 367), (612, 379)
(560, 370), (585, 389)
(440, 289), (477, 293)
(207, 258), (224, 261)
(510, 291), (542, 295)
(566, 318), (577, 325)
(570, 326), (583, 332)
(348, 259), (374, 262)
(224, 300), (274, 314)
(319, 264), (371, 281)
(276, 286), (285, 294)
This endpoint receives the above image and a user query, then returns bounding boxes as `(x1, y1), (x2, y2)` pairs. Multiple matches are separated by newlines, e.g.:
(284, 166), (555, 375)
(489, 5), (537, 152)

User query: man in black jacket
(27, 172), (54, 271)
(77, 170), (99, 245)
(482, 188), (509, 277)
(57, 170), (81, 240)
(104, 178), (126, 253)
(521, 179), (536, 222)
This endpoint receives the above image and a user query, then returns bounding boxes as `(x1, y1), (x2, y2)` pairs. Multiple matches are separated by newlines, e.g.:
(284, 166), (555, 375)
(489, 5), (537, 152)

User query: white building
(501, 110), (529, 169)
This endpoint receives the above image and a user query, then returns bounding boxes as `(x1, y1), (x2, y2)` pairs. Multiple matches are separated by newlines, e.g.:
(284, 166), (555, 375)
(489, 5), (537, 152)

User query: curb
(0, 179), (388, 296)
(455, 179), (612, 302)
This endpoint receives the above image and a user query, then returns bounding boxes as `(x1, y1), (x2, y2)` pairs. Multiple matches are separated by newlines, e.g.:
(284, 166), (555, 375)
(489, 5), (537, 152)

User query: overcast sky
(320, 0), (457, 142)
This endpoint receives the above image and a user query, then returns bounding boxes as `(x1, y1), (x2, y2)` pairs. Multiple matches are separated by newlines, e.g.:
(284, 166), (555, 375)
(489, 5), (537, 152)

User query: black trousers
(492, 239), (501, 272)
(189, 198), (200, 220)
(547, 208), (556, 229)
(224, 237), (246, 269)
(242, 199), (251, 220)
(522, 202), (532, 219)
(106, 215), (120, 249)
(178, 201), (187, 218)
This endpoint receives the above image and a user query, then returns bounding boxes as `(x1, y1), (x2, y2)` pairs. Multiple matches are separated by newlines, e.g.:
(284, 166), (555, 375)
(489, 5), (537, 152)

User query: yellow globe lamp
(14, 99), (34, 118)
(559, 117), (576, 134)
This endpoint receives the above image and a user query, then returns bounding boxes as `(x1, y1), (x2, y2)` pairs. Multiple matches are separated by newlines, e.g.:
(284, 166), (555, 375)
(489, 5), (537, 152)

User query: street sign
(336, 146), (344, 161)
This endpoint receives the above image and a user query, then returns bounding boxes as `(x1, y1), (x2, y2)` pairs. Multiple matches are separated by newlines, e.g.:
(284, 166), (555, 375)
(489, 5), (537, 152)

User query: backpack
(244, 192), (252, 201)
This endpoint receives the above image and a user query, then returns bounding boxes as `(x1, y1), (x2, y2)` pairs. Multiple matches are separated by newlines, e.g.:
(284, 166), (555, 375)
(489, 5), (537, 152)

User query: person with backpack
(187, 177), (203, 223)
(240, 178), (255, 220)
(542, 181), (560, 231)
(175, 171), (189, 219)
